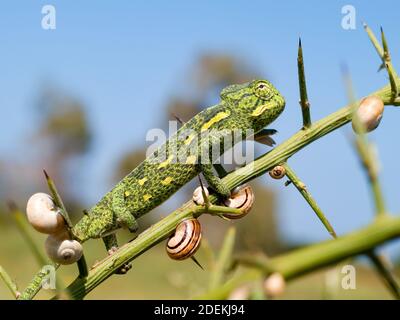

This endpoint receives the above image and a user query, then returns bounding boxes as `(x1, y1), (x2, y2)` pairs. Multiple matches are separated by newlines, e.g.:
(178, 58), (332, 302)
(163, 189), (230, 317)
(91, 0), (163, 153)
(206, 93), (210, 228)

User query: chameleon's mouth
(251, 102), (273, 117)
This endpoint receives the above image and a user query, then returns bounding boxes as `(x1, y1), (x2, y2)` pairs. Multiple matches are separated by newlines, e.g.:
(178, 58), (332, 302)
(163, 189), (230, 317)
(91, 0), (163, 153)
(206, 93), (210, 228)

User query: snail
(228, 285), (250, 300)
(26, 193), (65, 234)
(263, 272), (286, 298)
(223, 185), (254, 219)
(269, 165), (286, 179)
(192, 186), (209, 205)
(45, 231), (83, 265)
(166, 218), (202, 260)
(352, 96), (384, 133)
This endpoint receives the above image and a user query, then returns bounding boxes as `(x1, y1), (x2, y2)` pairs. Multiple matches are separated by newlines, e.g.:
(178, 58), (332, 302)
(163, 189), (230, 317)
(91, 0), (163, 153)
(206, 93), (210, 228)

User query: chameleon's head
(220, 79), (285, 132)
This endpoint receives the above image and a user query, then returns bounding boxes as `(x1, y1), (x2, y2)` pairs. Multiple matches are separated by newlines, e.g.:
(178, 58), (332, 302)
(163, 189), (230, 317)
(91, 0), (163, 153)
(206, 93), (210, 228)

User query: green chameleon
(72, 79), (285, 271)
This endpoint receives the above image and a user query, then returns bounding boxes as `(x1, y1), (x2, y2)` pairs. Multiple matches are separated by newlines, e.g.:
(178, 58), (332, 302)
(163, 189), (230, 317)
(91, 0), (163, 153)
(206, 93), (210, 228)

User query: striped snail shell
(166, 218), (202, 260)
(223, 185), (254, 219)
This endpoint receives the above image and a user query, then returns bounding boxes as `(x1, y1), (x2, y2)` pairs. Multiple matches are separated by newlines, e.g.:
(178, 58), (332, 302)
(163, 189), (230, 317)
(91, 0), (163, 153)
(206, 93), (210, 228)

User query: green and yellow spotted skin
(72, 79), (285, 243)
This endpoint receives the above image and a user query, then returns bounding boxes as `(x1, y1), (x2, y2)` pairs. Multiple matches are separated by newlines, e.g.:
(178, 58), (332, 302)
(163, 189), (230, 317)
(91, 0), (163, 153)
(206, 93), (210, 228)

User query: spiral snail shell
(223, 185), (254, 219)
(269, 165), (286, 180)
(26, 193), (65, 234)
(45, 231), (83, 265)
(166, 219), (202, 260)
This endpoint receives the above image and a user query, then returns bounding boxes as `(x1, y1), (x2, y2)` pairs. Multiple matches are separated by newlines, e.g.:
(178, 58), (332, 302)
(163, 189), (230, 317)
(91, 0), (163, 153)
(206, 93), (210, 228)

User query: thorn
(171, 113), (184, 125)
(197, 175), (210, 209)
(298, 37), (302, 48)
(191, 256), (204, 270)
(380, 27), (389, 56)
(362, 21), (368, 29)
(43, 169), (49, 180)
(377, 62), (385, 72)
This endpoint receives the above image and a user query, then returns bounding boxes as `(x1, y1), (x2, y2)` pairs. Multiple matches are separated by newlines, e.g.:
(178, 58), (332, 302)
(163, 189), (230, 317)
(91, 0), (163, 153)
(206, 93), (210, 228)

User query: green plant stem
(297, 38), (312, 128)
(8, 202), (69, 299)
(44, 170), (88, 277)
(353, 130), (386, 216)
(0, 265), (19, 299)
(343, 65), (387, 217)
(18, 264), (59, 300)
(282, 163), (337, 238)
(364, 24), (399, 101)
(366, 251), (400, 299)
(209, 227), (236, 290)
(46, 79), (400, 300)
(197, 214), (400, 299)
(43, 170), (72, 229)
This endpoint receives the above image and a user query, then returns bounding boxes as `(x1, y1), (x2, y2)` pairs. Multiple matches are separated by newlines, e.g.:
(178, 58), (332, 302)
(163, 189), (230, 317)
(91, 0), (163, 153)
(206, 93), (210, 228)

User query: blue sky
(1, 1), (400, 252)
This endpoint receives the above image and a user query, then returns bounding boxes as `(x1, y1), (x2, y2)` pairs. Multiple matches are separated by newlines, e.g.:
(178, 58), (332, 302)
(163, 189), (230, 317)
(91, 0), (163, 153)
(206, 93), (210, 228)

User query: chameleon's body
(72, 80), (285, 250)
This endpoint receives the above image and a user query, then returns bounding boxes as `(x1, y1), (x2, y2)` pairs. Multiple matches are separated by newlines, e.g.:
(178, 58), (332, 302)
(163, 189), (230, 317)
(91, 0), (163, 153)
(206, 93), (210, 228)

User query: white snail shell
(223, 185), (254, 219)
(264, 273), (286, 298)
(192, 186), (209, 205)
(45, 231), (83, 265)
(228, 285), (250, 300)
(166, 219), (202, 260)
(26, 193), (65, 234)
(269, 165), (286, 179)
(352, 96), (384, 133)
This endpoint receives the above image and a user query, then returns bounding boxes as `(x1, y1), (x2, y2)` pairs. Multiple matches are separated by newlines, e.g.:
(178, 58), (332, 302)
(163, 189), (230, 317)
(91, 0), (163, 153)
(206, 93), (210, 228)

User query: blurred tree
(114, 149), (146, 182)
(33, 87), (92, 215)
(0, 86), (92, 218)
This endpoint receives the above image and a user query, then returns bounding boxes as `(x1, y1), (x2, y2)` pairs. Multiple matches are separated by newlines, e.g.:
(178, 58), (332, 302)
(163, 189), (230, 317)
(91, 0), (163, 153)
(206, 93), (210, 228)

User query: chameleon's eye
(257, 83), (266, 90)
(254, 81), (272, 100)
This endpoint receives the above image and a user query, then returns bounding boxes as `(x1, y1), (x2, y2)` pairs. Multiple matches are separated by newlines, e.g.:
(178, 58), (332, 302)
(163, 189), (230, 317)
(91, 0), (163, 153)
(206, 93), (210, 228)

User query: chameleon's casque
(73, 79), (285, 245)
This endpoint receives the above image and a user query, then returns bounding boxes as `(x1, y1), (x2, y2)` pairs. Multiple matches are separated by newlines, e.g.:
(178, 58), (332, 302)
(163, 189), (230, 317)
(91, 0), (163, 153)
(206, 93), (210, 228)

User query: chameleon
(72, 79), (285, 271)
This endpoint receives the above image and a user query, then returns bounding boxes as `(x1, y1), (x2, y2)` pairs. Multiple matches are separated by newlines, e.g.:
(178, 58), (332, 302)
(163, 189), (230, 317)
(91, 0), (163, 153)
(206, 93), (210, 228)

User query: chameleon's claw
(114, 262), (132, 275)
(128, 221), (139, 233)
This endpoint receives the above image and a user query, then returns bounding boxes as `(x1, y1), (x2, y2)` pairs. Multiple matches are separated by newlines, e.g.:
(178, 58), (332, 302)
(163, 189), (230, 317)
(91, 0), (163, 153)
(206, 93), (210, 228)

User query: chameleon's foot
(108, 246), (132, 275)
(211, 184), (232, 200)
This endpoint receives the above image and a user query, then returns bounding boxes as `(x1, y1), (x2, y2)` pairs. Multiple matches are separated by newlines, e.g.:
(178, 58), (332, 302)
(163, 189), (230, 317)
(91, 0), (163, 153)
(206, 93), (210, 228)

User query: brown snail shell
(223, 185), (254, 219)
(352, 96), (384, 133)
(166, 219), (202, 260)
(45, 231), (83, 265)
(26, 193), (65, 234)
(269, 165), (286, 179)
